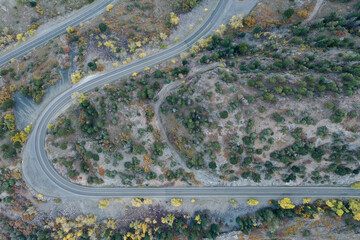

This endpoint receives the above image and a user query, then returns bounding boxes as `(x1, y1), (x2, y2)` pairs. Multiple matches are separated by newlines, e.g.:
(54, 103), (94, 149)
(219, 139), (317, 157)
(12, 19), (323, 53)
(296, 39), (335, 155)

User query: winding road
(0, 0), (114, 67)
(17, 0), (360, 198)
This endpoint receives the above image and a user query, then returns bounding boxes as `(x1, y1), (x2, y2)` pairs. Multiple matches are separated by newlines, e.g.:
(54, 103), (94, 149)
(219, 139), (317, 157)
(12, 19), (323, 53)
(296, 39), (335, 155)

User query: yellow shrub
(135, 41), (142, 47)
(3, 114), (16, 130)
(71, 71), (84, 84)
(104, 40), (115, 49)
(190, 44), (200, 54)
(230, 199), (238, 207)
(106, 4), (114, 11)
(99, 199), (110, 209)
(71, 92), (87, 104)
(16, 33), (23, 42)
(229, 14), (244, 30)
(122, 57), (132, 65)
(104, 218), (116, 229)
(131, 198), (143, 207)
(4, 113), (15, 122)
(197, 37), (211, 49)
(9, 85), (17, 92)
(144, 199), (152, 205)
(326, 199), (335, 208)
(11, 168), (22, 180)
(247, 199), (259, 206)
(326, 199), (348, 216)
(161, 213), (175, 226)
(195, 215), (201, 224)
(24, 124), (32, 134)
(159, 32), (168, 41)
(215, 24), (227, 36)
(278, 198), (295, 209)
(66, 26), (75, 34)
(336, 209), (344, 216)
(36, 5), (44, 15)
(25, 29), (35, 38)
(171, 198), (182, 207)
(139, 52), (147, 59)
(170, 12), (179, 25)
(351, 182), (360, 189)
(11, 131), (28, 144)
(348, 199), (360, 221)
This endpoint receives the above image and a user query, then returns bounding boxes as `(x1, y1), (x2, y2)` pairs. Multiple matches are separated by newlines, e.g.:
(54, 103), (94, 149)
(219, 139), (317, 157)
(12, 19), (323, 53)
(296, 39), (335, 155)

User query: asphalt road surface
(0, 0), (114, 67)
(21, 0), (360, 198)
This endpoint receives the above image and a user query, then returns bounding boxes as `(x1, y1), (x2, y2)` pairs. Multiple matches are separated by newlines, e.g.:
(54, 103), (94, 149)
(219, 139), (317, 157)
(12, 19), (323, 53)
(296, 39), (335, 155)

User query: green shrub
(60, 143), (67, 150)
(209, 161), (217, 169)
(253, 26), (263, 34)
(351, 182), (360, 189)
(154, 69), (163, 78)
(0, 69), (9, 76)
(317, 126), (329, 138)
(258, 106), (266, 113)
(219, 111), (228, 119)
(236, 42), (250, 55)
(1, 100), (14, 111)
(99, 23), (107, 32)
(229, 153), (238, 165)
(272, 113), (285, 123)
(88, 61), (97, 71)
(29, 1), (37, 7)
(283, 8), (295, 19)
(293, 28), (309, 36)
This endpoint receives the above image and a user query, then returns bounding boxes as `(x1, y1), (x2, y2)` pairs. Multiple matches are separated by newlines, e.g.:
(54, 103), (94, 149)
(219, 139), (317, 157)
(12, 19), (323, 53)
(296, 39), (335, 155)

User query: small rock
(242, 98), (249, 106)
(237, 93), (243, 101)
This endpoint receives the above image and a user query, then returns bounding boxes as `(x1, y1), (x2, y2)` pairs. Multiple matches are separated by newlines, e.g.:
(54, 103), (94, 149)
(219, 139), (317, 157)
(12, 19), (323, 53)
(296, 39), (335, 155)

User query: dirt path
(152, 63), (221, 174)
(302, 0), (324, 25)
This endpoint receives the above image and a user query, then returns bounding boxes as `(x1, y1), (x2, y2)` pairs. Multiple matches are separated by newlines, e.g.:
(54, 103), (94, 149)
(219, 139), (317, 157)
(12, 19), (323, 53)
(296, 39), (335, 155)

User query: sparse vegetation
(1, 1), (360, 240)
